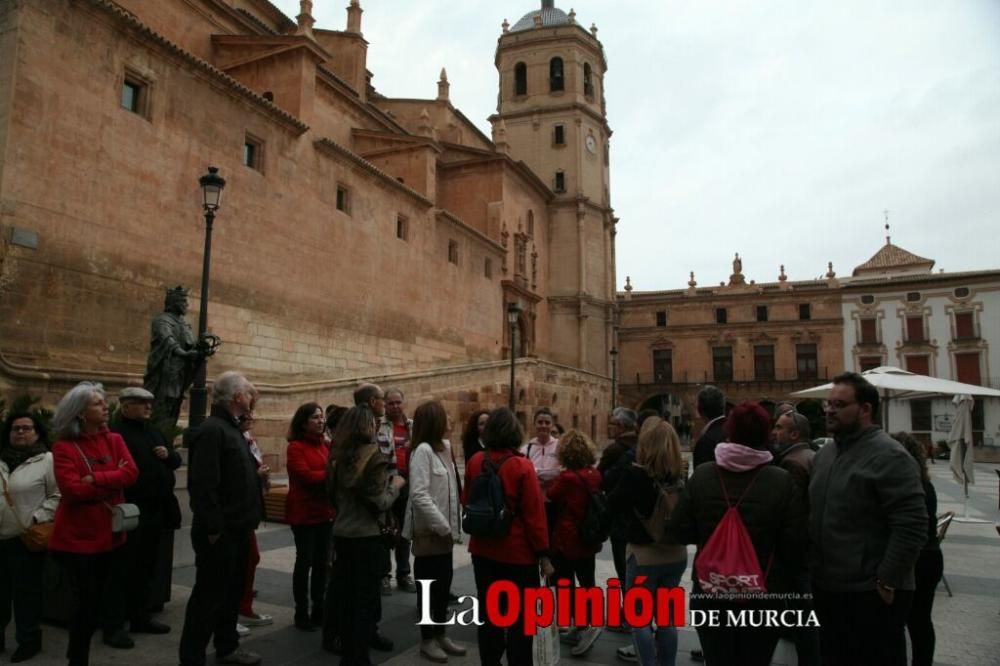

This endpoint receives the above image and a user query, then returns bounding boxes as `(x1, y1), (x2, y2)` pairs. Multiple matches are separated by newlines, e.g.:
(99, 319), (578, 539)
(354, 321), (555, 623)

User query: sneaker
(559, 627), (581, 645)
(447, 591), (460, 606)
(571, 626), (603, 656)
(216, 648), (262, 665)
(691, 648), (705, 662)
(238, 613), (272, 627)
(419, 639), (448, 663)
(435, 636), (467, 656)
(381, 576), (393, 596)
(397, 574), (417, 593)
(616, 644), (638, 662)
(235, 624), (250, 637)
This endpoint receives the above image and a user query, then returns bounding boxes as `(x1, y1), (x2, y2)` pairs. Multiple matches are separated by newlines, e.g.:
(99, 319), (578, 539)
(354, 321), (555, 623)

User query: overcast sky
(273, 0), (1000, 290)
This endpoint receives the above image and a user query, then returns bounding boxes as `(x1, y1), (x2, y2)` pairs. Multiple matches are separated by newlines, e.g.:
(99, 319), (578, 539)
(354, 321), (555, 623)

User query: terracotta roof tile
(852, 242), (934, 276)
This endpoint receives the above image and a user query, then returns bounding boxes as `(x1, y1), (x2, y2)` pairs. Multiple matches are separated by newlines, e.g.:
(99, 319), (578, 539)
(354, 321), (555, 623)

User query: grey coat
(809, 426), (927, 592)
(331, 443), (400, 538)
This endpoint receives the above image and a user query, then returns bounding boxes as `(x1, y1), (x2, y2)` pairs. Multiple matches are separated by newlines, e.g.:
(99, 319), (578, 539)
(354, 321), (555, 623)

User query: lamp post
(507, 302), (522, 410)
(188, 166), (226, 429)
(609, 346), (618, 409)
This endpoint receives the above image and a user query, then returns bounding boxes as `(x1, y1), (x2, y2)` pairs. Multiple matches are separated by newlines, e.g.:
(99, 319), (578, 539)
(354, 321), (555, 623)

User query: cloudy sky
(273, 0), (1000, 290)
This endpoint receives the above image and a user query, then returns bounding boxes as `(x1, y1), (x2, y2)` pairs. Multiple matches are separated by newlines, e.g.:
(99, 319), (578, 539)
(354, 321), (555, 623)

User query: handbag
(532, 586), (560, 665)
(73, 443), (141, 533)
(0, 472), (53, 552)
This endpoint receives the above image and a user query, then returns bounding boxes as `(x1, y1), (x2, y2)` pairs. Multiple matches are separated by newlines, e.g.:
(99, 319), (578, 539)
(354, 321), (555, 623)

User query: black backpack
(462, 455), (515, 538)
(573, 469), (611, 546)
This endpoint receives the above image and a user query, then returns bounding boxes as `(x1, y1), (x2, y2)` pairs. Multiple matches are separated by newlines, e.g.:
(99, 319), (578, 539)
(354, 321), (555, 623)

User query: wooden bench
(264, 484), (289, 524)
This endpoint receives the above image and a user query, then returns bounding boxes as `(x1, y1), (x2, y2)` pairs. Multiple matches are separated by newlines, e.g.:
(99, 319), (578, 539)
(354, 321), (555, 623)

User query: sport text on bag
(462, 455), (515, 538)
(693, 467), (772, 596)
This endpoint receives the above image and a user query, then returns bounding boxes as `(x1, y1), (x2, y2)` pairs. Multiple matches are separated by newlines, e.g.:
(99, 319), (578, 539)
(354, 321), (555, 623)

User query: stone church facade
(0, 0), (616, 463)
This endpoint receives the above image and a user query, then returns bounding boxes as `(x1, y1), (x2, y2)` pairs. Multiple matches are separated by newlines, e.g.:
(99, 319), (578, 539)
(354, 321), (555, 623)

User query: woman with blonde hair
(546, 429), (604, 656)
(607, 417), (687, 666)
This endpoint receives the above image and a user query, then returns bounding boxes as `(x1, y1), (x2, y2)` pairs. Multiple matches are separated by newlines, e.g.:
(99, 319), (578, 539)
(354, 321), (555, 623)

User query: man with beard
(809, 372), (926, 666)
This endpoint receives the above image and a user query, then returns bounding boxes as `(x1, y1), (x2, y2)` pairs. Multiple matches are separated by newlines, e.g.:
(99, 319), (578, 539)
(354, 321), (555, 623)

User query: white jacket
(0, 452), (61, 539)
(402, 440), (461, 543)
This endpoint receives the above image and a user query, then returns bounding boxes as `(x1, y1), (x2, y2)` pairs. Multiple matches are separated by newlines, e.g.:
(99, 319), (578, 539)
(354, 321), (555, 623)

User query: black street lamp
(188, 166), (226, 429)
(609, 347), (618, 409)
(507, 302), (522, 410)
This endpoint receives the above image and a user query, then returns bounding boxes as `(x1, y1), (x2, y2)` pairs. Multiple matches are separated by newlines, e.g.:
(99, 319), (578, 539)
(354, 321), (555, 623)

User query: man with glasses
(383, 389), (415, 593)
(809, 372), (927, 666)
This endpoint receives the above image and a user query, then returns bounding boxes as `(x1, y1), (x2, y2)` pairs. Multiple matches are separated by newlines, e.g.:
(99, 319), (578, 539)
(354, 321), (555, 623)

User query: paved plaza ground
(12, 459), (1000, 665)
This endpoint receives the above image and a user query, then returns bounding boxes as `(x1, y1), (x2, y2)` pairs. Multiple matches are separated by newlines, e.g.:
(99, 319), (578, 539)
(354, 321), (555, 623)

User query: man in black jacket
(106, 387), (181, 642)
(692, 385), (727, 469)
(810, 372), (926, 666)
(179, 372), (263, 666)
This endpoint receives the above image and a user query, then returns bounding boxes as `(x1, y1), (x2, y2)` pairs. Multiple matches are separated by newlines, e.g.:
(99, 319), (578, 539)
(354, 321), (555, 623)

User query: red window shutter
(955, 353), (982, 386)
(860, 318), (877, 344)
(906, 316), (924, 342)
(905, 355), (930, 376)
(859, 356), (881, 372)
(955, 312), (974, 339)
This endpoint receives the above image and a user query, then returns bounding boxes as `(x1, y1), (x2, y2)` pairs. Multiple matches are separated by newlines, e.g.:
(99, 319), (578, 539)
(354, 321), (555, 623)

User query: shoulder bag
(0, 471), (53, 551)
(73, 443), (140, 533)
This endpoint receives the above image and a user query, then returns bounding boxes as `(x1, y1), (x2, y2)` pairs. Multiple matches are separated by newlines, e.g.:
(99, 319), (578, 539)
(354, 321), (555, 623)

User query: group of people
(0, 368), (945, 666)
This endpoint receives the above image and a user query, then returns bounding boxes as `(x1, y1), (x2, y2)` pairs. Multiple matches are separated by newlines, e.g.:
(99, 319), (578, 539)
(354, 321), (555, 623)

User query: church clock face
(585, 135), (596, 153)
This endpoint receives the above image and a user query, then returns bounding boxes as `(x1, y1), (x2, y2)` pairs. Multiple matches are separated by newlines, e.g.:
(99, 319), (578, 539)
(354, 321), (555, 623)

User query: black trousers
(322, 533), (338, 647)
(550, 554), (596, 622)
(178, 529), (250, 666)
(290, 522), (332, 620)
(59, 549), (119, 666)
(472, 556), (538, 666)
(814, 587), (914, 666)
(0, 538), (44, 647)
(414, 552), (454, 640)
(691, 596), (780, 666)
(104, 505), (165, 630)
(383, 490), (411, 580)
(907, 549), (943, 666)
(332, 535), (384, 666)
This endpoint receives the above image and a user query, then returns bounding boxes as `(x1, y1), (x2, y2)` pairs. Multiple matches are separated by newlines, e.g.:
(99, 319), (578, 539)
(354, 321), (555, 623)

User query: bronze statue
(144, 286), (216, 430)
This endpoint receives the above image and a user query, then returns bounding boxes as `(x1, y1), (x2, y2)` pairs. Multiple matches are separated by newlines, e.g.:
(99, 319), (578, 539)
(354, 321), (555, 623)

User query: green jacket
(809, 426), (927, 591)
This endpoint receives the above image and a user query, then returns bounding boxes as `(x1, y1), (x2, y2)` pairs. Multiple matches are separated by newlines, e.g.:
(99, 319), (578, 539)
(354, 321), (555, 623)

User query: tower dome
(510, 0), (570, 32)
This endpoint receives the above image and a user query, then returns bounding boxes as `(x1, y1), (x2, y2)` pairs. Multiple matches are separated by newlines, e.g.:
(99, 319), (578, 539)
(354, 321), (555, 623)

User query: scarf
(0, 443), (48, 471)
(714, 442), (773, 472)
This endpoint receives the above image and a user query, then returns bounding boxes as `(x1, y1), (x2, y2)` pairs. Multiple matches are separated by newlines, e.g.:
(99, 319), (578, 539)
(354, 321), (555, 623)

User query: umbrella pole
(955, 473), (990, 524)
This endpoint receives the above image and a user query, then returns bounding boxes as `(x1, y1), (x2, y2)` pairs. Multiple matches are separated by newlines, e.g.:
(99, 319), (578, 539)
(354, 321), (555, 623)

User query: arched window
(549, 57), (564, 92)
(527, 210), (535, 236)
(514, 62), (527, 96)
(583, 63), (593, 96)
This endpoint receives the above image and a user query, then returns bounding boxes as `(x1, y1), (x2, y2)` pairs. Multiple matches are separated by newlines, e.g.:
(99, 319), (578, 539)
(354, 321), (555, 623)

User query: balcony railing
(626, 367), (830, 387)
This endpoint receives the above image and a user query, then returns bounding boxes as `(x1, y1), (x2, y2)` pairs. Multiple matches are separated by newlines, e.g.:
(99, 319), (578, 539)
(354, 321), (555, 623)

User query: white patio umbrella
(948, 394), (984, 522)
(790, 366), (1000, 401)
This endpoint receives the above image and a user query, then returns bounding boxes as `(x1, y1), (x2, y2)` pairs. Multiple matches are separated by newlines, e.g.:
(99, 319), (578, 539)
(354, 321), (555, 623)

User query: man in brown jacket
(772, 411), (815, 499)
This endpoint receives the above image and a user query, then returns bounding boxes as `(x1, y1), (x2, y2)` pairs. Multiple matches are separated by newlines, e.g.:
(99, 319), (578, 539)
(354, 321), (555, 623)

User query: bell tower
(492, 1), (616, 375)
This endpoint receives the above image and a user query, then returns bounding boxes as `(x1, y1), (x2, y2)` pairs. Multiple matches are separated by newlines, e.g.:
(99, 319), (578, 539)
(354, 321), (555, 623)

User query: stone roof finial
(346, 0), (363, 34)
(825, 261), (836, 279)
(502, 18), (510, 33)
(778, 265), (787, 282)
(568, 8), (576, 24)
(437, 68), (450, 102)
(688, 271), (697, 288)
(296, 0), (315, 37)
(624, 276), (633, 292)
(590, 23), (598, 36)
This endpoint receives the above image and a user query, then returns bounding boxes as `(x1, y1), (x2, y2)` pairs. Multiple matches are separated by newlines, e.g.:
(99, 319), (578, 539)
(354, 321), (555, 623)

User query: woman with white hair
(49, 382), (138, 666)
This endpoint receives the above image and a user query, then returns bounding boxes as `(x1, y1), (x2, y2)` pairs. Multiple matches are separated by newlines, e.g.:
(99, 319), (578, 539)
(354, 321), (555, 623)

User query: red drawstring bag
(694, 466), (772, 596)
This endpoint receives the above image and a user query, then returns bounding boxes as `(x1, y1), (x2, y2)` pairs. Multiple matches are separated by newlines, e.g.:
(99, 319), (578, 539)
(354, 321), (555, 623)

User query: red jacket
(463, 449), (549, 565)
(50, 429), (138, 554)
(285, 437), (335, 525)
(547, 467), (603, 559)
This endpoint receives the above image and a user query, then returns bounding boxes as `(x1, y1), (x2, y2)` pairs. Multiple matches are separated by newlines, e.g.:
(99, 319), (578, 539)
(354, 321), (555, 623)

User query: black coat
(692, 417), (726, 469)
(670, 461), (807, 594)
(112, 417), (181, 509)
(187, 405), (262, 535)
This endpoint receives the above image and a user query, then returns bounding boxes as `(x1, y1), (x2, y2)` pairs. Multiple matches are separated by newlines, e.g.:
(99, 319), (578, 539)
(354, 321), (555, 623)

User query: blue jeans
(626, 554), (687, 666)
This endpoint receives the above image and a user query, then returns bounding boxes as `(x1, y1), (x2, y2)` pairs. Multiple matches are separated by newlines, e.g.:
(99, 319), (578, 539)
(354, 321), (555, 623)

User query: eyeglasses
(823, 400), (857, 411)
(11, 425), (35, 433)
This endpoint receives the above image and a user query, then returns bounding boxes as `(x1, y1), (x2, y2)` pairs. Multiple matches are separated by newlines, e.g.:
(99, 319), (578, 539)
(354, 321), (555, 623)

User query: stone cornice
(434, 209), (506, 255)
(314, 138), (434, 208)
(490, 102), (612, 136)
(81, 0), (309, 134)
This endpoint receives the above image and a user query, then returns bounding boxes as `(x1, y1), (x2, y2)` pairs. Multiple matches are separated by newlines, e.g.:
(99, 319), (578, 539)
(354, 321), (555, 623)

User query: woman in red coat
(546, 429), (604, 656)
(463, 408), (553, 666)
(49, 382), (138, 666)
(285, 402), (334, 630)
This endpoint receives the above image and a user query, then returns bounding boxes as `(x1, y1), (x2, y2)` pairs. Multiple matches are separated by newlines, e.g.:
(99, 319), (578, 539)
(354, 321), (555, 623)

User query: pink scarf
(714, 442), (773, 472)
